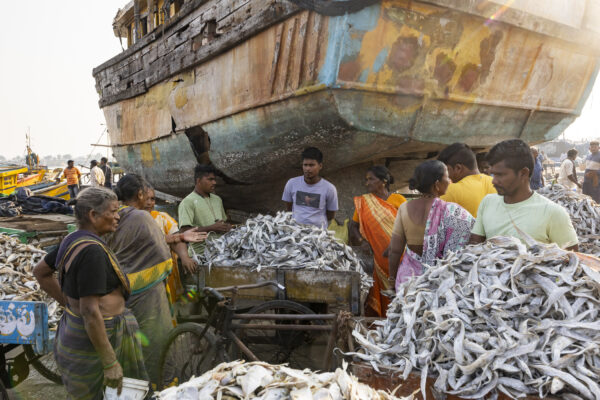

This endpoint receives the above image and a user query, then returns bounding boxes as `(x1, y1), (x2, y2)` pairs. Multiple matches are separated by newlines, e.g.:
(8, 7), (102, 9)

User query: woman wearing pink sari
(389, 160), (474, 290)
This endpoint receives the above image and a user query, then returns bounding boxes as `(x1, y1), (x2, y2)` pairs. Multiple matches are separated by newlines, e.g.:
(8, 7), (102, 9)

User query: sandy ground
(7, 369), (66, 399)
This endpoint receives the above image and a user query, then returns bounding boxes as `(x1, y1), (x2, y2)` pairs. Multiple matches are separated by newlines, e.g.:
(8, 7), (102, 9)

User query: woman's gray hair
(73, 187), (118, 224)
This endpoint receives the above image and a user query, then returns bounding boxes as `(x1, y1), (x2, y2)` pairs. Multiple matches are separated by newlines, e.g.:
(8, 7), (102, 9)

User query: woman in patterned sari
(106, 174), (205, 386)
(143, 186), (203, 306)
(36, 187), (148, 399)
(350, 166), (406, 317)
(389, 160), (474, 291)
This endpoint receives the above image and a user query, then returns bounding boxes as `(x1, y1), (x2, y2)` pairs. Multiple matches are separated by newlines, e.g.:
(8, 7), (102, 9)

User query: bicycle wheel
(0, 381), (8, 400)
(158, 323), (219, 390)
(23, 345), (62, 385)
(237, 300), (327, 370)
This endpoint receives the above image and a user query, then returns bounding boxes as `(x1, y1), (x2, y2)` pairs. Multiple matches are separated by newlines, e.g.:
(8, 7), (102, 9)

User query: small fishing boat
(17, 169), (46, 188)
(0, 166), (29, 196)
(28, 181), (70, 201)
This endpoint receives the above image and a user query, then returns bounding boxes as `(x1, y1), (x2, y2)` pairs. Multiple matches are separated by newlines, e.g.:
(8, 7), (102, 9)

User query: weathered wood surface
(197, 264), (362, 314)
(351, 363), (557, 400)
(94, 0), (301, 107)
(0, 214), (75, 233)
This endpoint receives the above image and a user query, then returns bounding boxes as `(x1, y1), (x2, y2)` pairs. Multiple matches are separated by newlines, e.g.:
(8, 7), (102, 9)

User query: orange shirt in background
(63, 167), (81, 186)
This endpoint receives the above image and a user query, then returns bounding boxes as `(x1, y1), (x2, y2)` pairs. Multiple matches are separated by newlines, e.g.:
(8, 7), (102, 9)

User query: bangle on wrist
(103, 359), (118, 370)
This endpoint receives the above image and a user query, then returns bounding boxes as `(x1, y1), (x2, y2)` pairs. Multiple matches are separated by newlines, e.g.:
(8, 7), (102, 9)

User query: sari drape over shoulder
(354, 193), (405, 316)
(395, 198), (474, 290)
(150, 210), (184, 305)
(54, 231), (147, 399)
(105, 206), (174, 385)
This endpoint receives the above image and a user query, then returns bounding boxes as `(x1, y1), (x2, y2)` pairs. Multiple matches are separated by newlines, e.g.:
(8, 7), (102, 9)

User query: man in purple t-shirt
(282, 147), (338, 228)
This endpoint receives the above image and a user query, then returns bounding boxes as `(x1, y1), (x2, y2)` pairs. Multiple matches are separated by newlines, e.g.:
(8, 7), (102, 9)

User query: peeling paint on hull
(96, 0), (600, 213)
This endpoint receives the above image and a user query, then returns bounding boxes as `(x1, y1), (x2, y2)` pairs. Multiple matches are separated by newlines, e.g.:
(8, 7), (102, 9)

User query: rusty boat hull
(93, 0), (600, 214)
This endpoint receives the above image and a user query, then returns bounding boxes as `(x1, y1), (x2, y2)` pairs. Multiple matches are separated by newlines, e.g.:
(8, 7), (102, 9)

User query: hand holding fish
(181, 228), (208, 243)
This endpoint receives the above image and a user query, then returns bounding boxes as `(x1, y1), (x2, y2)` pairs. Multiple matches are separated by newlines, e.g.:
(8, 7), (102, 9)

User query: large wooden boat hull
(94, 0), (600, 213)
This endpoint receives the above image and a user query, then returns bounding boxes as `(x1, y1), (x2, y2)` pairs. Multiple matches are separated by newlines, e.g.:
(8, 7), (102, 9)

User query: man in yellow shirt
(437, 143), (496, 217)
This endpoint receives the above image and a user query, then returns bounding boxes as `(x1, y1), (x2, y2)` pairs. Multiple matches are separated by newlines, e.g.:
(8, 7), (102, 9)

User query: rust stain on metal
(520, 43), (543, 91)
(458, 62), (481, 92)
(479, 30), (502, 81)
(434, 52), (456, 87)
(338, 59), (363, 82)
(387, 36), (420, 72)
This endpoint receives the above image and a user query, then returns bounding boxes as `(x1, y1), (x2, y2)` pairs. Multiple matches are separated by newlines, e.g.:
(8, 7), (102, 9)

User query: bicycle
(158, 281), (339, 389)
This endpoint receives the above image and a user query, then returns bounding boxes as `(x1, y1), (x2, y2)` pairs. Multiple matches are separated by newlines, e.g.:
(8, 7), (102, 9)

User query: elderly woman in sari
(105, 174), (205, 386)
(350, 166), (406, 317)
(34, 187), (147, 398)
(389, 160), (474, 290)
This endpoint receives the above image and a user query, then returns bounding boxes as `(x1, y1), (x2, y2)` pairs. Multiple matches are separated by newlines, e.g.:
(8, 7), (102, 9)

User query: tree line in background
(0, 153), (109, 168)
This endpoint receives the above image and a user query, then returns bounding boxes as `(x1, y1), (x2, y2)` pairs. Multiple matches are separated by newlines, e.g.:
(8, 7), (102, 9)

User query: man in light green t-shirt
(179, 165), (232, 255)
(470, 139), (578, 250)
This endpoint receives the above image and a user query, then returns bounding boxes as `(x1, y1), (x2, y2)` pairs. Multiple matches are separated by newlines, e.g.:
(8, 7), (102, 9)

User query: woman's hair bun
(113, 186), (122, 201)
(408, 178), (418, 191)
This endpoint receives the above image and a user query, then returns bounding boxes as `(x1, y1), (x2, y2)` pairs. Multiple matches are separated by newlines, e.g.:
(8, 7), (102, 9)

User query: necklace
(420, 193), (436, 199)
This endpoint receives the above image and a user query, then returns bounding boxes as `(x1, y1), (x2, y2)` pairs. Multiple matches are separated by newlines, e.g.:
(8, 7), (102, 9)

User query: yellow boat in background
(30, 181), (70, 200)
(0, 165), (70, 200)
(17, 169), (46, 187)
(0, 165), (29, 196)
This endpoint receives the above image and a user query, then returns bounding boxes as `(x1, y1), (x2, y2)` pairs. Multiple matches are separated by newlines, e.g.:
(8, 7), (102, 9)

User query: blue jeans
(67, 184), (79, 199)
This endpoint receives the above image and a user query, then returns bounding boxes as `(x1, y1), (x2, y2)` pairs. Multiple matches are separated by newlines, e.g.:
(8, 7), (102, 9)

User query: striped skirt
(54, 308), (148, 400)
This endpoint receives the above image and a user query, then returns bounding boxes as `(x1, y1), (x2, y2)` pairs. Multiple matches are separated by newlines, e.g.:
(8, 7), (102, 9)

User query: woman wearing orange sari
(144, 186), (203, 307)
(350, 166), (406, 317)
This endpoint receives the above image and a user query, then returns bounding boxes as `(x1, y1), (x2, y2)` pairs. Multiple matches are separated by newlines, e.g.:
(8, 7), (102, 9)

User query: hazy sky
(0, 1), (598, 161)
(0, 1), (125, 160)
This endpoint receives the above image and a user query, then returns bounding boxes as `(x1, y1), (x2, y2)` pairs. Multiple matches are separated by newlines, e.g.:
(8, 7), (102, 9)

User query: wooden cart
(196, 264), (362, 315)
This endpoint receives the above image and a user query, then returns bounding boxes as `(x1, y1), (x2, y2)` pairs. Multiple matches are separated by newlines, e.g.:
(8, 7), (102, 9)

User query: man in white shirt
(89, 159), (105, 188)
(558, 149), (581, 191)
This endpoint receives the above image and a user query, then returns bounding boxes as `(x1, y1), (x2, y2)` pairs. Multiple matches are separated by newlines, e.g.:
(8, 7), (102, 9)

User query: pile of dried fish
(155, 360), (414, 399)
(538, 184), (600, 256)
(201, 212), (365, 274)
(0, 234), (62, 328)
(347, 236), (600, 399)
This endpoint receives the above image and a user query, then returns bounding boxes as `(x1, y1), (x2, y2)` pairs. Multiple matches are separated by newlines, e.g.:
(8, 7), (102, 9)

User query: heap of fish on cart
(0, 234), (61, 328)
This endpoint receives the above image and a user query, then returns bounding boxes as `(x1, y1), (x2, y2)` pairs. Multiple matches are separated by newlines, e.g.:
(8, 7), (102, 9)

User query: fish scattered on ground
(0, 233), (62, 329)
(346, 236), (600, 400)
(538, 184), (600, 256)
(154, 359), (415, 400)
(198, 212), (372, 288)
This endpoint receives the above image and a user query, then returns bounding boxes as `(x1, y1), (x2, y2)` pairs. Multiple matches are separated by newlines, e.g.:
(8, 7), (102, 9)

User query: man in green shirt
(470, 139), (578, 250)
(179, 165), (232, 255)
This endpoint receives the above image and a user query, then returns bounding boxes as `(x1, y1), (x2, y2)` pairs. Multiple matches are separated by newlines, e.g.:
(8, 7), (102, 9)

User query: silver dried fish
(347, 236), (600, 399)
(198, 212), (372, 291)
(0, 233), (62, 329)
(538, 184), (600, 256)
(154, 360), (415, 400)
